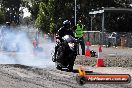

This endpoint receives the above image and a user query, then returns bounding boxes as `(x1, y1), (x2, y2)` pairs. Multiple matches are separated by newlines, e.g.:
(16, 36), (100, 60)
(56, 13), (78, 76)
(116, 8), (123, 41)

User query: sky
(22, 7), (31, 18)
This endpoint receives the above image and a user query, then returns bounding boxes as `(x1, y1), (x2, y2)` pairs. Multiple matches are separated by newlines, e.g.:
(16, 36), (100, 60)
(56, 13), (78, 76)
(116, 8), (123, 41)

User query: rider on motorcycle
(54, 20), (75, 61)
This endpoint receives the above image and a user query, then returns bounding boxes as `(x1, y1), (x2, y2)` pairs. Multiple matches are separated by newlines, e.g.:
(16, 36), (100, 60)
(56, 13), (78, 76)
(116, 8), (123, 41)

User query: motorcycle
(52, 35), (77, 71)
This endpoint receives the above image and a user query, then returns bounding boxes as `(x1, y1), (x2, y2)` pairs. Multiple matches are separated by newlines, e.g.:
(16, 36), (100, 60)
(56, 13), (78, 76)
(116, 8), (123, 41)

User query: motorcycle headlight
(68, 43), (75, 48)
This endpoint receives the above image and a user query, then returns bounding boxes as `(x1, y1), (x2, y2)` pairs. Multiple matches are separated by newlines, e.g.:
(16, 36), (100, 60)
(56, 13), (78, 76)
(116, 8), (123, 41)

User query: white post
(91, 16), (92, 31)
(75, 0), (77, 25)
(102, 13), (104, 32)
(102, 12), (104, 45)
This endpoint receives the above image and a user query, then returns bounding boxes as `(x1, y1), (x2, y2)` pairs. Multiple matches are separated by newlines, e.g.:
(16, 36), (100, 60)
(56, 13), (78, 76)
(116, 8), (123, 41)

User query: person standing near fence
(35, 29), (40, 48)
(74, 20), (85, 55)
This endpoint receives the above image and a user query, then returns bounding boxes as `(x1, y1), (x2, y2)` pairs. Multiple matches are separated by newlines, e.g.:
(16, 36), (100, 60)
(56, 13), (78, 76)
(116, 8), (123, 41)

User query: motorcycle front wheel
(67, 55), (76, 72)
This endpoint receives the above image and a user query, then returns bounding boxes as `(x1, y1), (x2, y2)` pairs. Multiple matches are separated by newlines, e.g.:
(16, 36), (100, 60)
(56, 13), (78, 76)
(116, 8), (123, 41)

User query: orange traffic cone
(85, 41), (91, 56)
(85, 50), (90, 56)
(95, 45), (104, 67)
(86, 41), (91, 46)
(95, 58), (104, 67)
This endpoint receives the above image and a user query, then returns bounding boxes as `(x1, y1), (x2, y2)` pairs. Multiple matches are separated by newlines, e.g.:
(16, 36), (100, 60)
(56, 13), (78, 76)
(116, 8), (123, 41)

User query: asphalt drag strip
(0, 64), (131, 88)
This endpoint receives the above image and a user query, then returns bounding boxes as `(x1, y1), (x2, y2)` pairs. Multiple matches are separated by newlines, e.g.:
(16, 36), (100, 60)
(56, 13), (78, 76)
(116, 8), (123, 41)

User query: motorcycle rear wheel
(56, 46), (64, 63)
(56, 63), (62, 70)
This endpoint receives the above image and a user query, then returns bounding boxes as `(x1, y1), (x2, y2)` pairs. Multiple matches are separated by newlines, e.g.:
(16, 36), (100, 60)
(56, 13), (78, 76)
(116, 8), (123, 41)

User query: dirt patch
(75, 55), (132, 67)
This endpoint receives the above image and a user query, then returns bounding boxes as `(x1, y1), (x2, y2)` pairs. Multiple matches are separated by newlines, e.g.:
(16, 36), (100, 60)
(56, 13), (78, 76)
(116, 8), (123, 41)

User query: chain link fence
(83, 31), (132, 48)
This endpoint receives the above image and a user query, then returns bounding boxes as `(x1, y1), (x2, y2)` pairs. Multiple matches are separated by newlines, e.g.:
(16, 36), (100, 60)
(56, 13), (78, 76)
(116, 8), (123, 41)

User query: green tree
(27, 0), (132, 32)
(2, 0), (21, 24)
(0, 10), (5, 24)
(35, 2), (49, 32)
(35, 0), (55, 33)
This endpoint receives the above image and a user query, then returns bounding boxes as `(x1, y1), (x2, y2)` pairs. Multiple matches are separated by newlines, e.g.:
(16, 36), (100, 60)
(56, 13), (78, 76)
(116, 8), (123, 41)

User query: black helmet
(63, 20), (71, 28)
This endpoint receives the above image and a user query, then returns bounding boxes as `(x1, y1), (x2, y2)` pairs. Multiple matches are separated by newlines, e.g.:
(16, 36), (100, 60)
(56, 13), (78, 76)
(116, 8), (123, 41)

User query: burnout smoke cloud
(0, 26), (55, 68)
